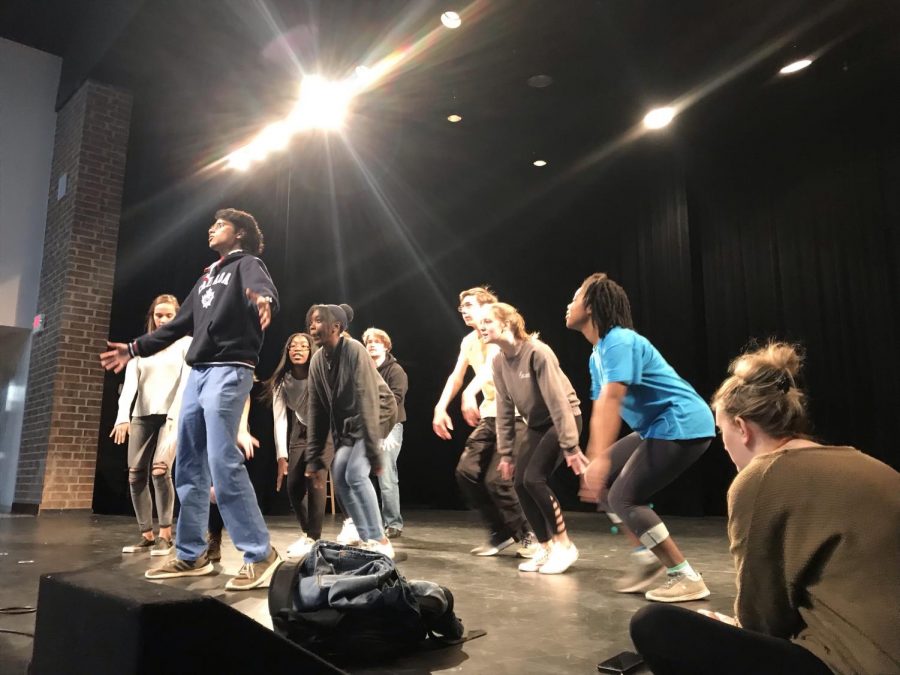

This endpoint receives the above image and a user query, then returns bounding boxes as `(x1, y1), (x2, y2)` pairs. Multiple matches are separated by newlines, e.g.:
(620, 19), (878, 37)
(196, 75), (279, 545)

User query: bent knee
(151, 462), (169, 477)
(127, 467), (146, 484)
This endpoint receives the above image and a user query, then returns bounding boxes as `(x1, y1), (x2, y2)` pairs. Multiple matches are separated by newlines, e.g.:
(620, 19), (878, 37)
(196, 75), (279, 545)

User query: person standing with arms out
(113, 294), (191, 557)
(482, 303), (587, 574)
(304, 304), (397, 558)
(362, 327), (408, 539)
(432, 287), (535, 557)
(631, 342), (900, 674)
(101, 208), (281, 590)
(260, 332), (332, 558)
(565, 273), (714, 602)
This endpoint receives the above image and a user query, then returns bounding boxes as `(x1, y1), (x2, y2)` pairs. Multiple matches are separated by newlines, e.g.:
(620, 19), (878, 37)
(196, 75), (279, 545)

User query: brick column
(14, 80), (132, 512)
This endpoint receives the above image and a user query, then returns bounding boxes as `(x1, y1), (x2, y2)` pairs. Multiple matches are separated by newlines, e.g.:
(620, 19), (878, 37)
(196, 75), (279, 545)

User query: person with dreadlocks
(565, 273), (714, 603)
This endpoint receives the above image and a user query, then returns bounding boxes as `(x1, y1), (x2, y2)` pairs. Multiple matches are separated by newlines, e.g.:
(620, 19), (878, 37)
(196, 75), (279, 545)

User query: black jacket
(376, 353), (408, 424)
(134, 251), (278, 365)
(306, 338), (398, 472)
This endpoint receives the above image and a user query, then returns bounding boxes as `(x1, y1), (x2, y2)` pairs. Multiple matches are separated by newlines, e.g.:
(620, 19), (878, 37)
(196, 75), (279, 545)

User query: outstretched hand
(100, 342), (131, 374)
(432, 409), (454, 440)
(245, 288), (272, 330)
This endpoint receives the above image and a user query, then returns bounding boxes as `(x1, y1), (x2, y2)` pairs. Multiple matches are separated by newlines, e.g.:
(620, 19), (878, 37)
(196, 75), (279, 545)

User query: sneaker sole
(645, 587), (711, 603)
(615, 568), (667, 594)
(145, 562), (214, 579)
(473, 538), (516, 556)
(150, 548), (174, 557)
(224, 558), (283, 591)
(122, 547), (152, 553)
(539, 551), (579, 575)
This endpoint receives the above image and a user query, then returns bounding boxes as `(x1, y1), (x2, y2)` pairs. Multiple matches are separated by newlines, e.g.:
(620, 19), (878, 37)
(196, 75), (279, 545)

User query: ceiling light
(643, 107), (675, 130)
(533, 159), (547, 167)
(441, 11), (461, 29)
(779, 58), (812, 75)
(447, 114), (462, 123)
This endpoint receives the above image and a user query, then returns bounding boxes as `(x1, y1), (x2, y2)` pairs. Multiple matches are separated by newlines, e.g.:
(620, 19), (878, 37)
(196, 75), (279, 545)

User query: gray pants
(600, 432), (710, 541)
(127, 414), (175, 533)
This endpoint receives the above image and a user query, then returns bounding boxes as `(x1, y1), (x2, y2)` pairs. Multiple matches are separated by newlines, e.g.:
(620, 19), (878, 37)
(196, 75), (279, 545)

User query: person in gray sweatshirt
(304, 304), (397, 559)
(482, 302), (589, 575)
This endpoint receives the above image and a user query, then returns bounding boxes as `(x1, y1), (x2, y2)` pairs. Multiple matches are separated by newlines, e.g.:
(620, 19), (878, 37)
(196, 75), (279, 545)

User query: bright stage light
(226, 149), (252, 172)
(447, 114), (462, 122)
(779, 58), (812, 75)
(255, 121), (291, 153)
(291, 75), (354, 130)
(441, 11), (461, 29)
(643, 107), (676, 130)
(533, 159), (547, 167)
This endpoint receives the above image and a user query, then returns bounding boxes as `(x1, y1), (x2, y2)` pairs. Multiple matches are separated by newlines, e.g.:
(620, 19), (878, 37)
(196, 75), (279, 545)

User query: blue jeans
(295, 542), (403, 611)
(175, 365), (270, 564)
(378, 423), (404, 530)
(332, 438), (384, 542)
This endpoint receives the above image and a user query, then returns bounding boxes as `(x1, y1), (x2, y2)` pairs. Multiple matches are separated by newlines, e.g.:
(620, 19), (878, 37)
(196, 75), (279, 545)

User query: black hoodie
(133, 251), (278, 365)
(376, 353), (408, 424)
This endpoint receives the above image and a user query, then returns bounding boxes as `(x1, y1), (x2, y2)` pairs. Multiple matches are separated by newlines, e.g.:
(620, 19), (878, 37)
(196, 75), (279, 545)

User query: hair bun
(340, 304), (354, 324)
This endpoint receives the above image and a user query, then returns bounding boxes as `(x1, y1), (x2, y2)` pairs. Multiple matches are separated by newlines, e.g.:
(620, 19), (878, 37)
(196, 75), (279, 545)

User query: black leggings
(630, 604), (832, 675)
(600, 433), (710, 543)
(514, 417), (583, 543)
(286, 420), (334, 540)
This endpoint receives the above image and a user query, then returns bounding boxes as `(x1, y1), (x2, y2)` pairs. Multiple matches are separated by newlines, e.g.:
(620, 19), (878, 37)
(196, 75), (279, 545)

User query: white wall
(0, 38), (61, 510)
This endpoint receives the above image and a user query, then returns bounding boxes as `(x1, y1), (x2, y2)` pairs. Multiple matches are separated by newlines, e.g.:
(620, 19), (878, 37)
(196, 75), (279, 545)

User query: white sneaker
(539, 543), (579, 574)
(518, 545), (551, 572)
(285, 535), (315, 559)
(336, 518), (361, 546)
(361, 539), (395, 559)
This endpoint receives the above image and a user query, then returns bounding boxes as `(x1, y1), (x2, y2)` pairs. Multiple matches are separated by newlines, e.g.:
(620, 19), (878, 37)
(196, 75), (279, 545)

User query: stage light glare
(294, 75), (354, 130)
(226, 150), (252, 172)
(643, 107), (676, 130)
(447, 114), (462, 122)
(256, 122), (291, 153)
(533, 159), (547, 167)
(441, 11), (461, 29)
(779, 58), (812, 75)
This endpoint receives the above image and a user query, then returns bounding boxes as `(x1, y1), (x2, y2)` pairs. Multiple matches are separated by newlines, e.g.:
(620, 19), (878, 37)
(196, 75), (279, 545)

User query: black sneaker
(150, 537), (174, 557)
(385, 526), (402, 539)
(207, 532), (222, 562)
(145, 554), (214, 579)
(122, 536), (156, 553)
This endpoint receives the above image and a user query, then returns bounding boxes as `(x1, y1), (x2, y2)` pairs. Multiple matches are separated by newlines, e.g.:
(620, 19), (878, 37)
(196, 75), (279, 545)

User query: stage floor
(0, 510), (737, 674)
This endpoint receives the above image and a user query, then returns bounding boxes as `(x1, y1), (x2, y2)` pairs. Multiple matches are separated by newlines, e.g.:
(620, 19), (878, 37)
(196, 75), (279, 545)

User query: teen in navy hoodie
(101, 208), (281, 590)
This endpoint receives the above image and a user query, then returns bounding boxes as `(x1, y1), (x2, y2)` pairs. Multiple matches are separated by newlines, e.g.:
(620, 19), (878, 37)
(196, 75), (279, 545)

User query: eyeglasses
(457, 303), (478, 313)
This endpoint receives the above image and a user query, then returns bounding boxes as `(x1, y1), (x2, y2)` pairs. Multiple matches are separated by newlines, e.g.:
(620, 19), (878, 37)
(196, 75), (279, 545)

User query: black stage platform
(0, 510), (737, 674)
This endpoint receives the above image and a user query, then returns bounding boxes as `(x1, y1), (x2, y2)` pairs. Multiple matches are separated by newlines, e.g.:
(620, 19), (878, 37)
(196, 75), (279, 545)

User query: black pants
(455, 417), (528, 539)
(630, 604), (832, 675)
(515, 417), (583, 542)
(286, 419), (334, 540)
(600, 433), (710, 540)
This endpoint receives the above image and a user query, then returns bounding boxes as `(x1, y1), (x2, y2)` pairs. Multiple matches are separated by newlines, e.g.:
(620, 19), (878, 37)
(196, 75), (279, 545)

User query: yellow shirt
(461, 331), (498, 418)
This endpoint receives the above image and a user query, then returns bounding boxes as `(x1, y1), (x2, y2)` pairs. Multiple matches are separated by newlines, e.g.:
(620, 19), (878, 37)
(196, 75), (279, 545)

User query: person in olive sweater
(630, 341), (900, 675)
(362, 327), (408, 538)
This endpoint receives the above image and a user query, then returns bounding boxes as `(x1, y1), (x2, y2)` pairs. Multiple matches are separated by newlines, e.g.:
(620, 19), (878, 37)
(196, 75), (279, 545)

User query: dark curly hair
(215, 208), (264, 255)
(579, 273), (634, 338)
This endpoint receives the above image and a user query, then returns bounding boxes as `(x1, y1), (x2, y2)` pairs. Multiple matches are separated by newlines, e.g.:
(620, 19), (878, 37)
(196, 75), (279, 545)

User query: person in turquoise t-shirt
(565, 273), (714, 604)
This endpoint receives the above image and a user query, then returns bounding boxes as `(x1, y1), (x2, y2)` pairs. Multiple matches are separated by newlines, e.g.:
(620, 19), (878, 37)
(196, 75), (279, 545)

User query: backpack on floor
(268, 542), (464, 664)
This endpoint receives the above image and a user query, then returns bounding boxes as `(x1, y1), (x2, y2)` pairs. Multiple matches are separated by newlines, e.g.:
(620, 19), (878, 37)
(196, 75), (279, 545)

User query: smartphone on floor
(597, 651), (644, 673)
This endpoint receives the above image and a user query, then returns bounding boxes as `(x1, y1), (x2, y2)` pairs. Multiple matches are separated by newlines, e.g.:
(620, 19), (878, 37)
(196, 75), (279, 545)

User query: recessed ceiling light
(779, 58), (813, 75)
(527, 74), (554, 88)
(441, 11), (461, 29)
(533, 159), (547, 167)
(447, 114), (462, 123)
(643, 107), (675, 130)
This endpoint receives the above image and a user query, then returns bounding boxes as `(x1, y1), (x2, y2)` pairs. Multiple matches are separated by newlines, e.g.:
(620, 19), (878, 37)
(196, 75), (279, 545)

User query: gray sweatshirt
(492, 338), (582, 457)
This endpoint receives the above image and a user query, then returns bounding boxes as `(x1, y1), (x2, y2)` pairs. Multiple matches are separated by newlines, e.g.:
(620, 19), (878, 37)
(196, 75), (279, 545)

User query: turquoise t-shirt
(589, 327), (714, 440)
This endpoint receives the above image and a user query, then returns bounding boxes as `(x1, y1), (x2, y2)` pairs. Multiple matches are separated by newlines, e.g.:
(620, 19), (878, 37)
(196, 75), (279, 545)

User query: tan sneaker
(224, 548), (282, 591)
(645, 572), (710, 603)
(516, 532), (542, 558)
(145, 554), (214, 579)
